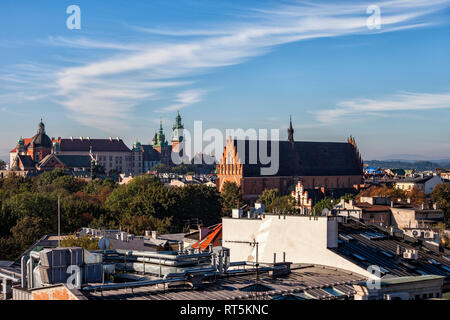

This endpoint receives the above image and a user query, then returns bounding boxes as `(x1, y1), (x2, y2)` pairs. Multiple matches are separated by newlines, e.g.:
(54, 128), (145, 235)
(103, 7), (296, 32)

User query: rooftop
(334, 219), (450, 284)
(81, 264), (365, 300)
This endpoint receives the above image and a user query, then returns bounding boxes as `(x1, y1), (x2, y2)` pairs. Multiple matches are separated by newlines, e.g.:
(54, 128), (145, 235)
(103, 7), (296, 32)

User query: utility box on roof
(39, 248), (70, 267)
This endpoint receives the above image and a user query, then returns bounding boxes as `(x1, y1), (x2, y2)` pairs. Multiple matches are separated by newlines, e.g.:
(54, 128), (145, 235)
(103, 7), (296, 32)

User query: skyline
(1, 0), (450, 160)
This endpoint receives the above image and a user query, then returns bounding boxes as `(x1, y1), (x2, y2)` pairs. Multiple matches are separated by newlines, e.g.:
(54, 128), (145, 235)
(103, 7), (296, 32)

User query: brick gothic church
(216, 117), (364, 200)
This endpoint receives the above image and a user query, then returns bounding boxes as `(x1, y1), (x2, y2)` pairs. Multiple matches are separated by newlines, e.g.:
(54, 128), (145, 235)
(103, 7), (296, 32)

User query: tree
(10, 216), (44, 252)
(220, 182), (243, 216)
(269, 195), (297, 214)
(312, 198), (334, 216)
(61, 234), (102, 250)
(37, 168), (68, 186)
(0, 160), (6, 170)
(120, 215), (172, 235)
(339, 193), (354, 202)
(258, 189), (279, 208)
(431, 184), (450, 227)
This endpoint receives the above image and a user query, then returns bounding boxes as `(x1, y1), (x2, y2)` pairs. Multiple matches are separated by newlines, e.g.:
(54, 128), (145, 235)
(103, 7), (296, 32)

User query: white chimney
(232, 209), (244, 219)
(151, 231), (158, 239)
(433, 203), (438, 210)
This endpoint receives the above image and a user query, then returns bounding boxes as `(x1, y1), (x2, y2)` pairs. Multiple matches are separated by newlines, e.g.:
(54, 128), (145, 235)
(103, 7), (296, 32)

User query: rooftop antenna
(225, 239), (260, 293)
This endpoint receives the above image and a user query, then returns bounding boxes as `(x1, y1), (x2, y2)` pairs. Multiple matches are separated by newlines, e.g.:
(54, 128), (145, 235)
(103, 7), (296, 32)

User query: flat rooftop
(81, 264), (365, 300)
(334, 219), (450, 282)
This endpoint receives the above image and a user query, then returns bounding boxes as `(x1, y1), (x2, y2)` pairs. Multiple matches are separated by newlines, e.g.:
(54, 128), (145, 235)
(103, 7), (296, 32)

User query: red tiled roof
(192, 224), (222, 251)
(355, 202), (391, 212)
(10, 138), (32, 153)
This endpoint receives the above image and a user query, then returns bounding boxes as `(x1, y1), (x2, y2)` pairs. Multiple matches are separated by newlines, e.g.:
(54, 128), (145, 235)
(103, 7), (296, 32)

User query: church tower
(153, 119), (170, 165)
(171, 111), (184, 153)
(288, 115), (294, 143)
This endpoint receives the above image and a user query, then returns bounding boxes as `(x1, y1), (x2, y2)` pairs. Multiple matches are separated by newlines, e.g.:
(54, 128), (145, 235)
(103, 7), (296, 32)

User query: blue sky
(1, 0), (450, 160)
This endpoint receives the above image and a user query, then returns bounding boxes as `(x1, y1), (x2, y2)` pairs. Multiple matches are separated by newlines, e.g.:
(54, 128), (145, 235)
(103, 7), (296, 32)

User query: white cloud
(1, 0), (449, 129)
(156, 89), (206, 113)
(315, 91), (450, 123)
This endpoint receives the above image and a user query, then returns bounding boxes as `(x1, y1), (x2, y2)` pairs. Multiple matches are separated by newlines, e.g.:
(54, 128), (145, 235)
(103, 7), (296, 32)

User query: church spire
(288, 115), (294, 143)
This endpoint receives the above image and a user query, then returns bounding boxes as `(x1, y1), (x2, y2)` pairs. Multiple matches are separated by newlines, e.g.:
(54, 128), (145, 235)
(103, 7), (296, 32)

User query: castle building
(216, 117), (364, 200)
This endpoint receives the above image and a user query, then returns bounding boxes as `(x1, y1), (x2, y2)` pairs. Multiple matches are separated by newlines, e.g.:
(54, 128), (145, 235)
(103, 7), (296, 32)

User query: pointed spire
(288, 115), (294, 143)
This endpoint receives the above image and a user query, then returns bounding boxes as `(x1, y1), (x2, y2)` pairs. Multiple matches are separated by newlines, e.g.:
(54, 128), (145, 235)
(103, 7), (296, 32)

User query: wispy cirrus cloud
(1, 0), (449, 130)
(315, 91), (450, 124)
(41, 36), (143, 51)
(156, 89), (206, 113)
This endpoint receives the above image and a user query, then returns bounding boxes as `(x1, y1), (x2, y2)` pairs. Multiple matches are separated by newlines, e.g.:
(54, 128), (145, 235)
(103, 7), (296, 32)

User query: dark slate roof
(18, 154), (35, 168)
(57, 155), (91, 168)
(59, 138), (130, 152)
(334, 219), (450, 281)
(30, 133), (52, 148)
(142, 145), (161, 161)
(233, 140), (362, 177)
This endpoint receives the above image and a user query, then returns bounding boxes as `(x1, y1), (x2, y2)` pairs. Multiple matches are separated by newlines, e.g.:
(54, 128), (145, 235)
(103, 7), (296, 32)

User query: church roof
(17, 154), (35, 169)
(30, 120), (52, 148)
(142, 145), (161, 161)
(30, 132), (52, 148)
(39, 154), (92, 168)
(232, 139), (363, 177)
(59, 138), (130, 152)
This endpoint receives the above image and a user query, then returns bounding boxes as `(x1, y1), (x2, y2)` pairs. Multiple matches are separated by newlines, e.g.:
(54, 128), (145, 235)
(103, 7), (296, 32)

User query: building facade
(8, 113), (186, 176)
(216, 118), (364, 200)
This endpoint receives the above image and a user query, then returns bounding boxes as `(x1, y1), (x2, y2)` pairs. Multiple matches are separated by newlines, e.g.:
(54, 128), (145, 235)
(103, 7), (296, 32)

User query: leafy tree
(269, 195), (297, 214)
(312, 198), (334, 216)
(10, 216), (44, 252)
(0, 160), (6, 170)
(37, 168), (68, 186)
(431, 184), (450, 227)
(258, 189), (279, 208)
(61, 234), (103, 250)
(220, 181), (243, 216)
(339, 193), (354, 202)
(171, 185), (222, 228)
(120, 215), (173, 235)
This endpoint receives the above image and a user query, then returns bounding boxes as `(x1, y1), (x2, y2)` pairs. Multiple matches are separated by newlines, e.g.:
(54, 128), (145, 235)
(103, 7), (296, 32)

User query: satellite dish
(98, 237), (110, 250)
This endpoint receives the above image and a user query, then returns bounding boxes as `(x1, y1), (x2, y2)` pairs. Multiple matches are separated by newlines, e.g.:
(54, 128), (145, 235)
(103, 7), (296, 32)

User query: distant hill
(364, 160), (450, 171)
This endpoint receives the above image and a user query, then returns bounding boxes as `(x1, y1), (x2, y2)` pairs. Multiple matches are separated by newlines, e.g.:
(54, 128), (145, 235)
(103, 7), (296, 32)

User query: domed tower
(29, 119), (52, 162)
(16, 137), (26, 154)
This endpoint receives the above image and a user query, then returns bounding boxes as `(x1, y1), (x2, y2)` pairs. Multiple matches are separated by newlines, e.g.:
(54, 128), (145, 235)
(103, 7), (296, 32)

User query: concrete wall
(222, 214), (375, 279)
